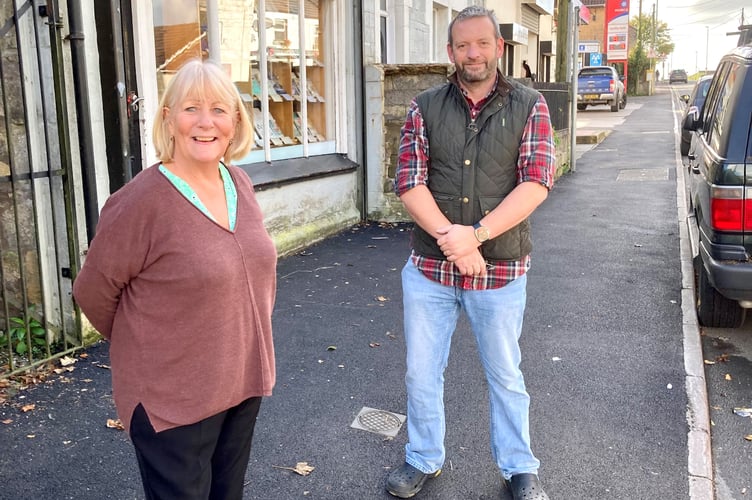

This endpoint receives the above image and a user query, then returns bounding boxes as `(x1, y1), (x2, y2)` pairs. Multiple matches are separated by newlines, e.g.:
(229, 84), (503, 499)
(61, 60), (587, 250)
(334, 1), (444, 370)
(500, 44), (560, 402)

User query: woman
(73, 59), (276, 499)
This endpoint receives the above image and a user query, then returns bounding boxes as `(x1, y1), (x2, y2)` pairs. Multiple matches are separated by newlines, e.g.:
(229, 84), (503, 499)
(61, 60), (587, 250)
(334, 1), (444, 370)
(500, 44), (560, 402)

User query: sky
(630, 0), (749, 75)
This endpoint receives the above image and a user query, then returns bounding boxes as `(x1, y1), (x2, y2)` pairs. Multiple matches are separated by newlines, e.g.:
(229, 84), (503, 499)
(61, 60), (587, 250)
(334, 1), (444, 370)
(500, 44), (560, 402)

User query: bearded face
(447, 16), (503, 89)
(455, 58), (497, 83)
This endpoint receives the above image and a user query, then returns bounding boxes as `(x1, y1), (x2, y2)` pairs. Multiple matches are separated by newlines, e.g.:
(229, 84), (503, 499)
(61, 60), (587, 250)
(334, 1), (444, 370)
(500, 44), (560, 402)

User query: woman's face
(166, 95), (236, 167)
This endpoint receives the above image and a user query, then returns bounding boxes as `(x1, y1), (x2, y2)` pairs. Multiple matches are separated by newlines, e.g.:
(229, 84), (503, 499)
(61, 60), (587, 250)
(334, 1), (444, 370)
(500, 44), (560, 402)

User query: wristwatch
(473, 222), (491, 243)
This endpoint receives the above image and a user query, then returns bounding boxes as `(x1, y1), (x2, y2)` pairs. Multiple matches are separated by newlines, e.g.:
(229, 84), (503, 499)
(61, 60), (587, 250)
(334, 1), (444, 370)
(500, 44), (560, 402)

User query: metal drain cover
(350, 407), (406, 437)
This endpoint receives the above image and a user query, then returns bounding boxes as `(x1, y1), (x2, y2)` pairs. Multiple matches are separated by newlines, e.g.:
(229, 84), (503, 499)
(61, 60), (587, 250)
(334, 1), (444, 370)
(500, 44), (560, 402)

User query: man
(522, 60), (533, 79)
(386, 6), (554, 500)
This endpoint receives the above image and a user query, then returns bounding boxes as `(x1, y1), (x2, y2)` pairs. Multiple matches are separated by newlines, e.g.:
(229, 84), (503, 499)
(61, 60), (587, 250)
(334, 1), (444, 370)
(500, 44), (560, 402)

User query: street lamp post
(705, 26), (709, 72)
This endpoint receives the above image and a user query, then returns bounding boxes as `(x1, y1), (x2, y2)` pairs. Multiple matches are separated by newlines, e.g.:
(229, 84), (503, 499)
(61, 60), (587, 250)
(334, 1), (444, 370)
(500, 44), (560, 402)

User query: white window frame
(133, 0), (340, 166)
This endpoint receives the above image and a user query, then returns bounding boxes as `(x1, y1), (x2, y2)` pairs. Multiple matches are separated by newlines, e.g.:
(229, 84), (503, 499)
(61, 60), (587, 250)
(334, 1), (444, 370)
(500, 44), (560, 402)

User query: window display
(152, 0), (330, 161)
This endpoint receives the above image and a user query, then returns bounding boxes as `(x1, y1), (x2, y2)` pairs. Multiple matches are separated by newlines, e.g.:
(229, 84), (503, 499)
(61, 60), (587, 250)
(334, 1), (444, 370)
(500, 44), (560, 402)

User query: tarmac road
(1, 85), (743, 500)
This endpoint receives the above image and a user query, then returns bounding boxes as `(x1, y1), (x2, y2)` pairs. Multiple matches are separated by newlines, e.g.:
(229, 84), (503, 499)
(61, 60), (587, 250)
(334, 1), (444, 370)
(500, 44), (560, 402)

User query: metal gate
(1, 0), (83, 377)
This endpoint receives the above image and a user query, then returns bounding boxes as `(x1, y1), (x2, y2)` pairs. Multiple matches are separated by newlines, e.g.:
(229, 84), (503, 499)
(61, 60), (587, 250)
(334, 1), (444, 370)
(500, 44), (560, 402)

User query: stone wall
(365, 64), (571, 222)
(364, 64), (451, 222)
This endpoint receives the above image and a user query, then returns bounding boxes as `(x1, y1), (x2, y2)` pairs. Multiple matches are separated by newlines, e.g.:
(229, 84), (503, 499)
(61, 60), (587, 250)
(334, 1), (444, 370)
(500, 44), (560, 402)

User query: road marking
(617, 168), (669, 181)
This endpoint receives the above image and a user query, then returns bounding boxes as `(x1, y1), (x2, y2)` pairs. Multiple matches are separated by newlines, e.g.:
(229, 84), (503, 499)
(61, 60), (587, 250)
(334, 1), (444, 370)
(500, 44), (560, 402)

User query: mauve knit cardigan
(73, 164), (276, 433)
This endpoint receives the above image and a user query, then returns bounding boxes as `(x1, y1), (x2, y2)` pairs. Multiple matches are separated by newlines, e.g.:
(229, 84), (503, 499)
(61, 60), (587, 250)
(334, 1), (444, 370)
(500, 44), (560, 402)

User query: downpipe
(66, 0), (99, 237)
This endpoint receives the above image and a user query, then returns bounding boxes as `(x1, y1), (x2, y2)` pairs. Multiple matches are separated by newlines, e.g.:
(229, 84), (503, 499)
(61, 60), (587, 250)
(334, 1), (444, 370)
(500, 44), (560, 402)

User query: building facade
(1, 0), (563, 363)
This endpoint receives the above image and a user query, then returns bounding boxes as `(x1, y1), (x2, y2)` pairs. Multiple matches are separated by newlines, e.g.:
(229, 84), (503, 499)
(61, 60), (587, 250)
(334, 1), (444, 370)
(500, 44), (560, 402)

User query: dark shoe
(386, 462), (441, 498)
(508, 473), (549, 500)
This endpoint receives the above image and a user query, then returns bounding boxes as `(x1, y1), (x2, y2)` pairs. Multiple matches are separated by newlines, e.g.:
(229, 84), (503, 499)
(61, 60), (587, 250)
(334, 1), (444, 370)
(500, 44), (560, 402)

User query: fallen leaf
(78, 353), (88, 359)
(369, 342), (381, 348)
(2, 419), (13, 424)
(703, 359), (715, 365)
(376, 296), (389, 302)
(716, 353), (730, 363)
(733, 407), (752, 418)
(272, 462), (315, 476)
(53, 367), (75, 374)
(106, 419), (125, 430)
(21, 404), (36, 412)
(26, 434), (35, 438)
(725, 373), (732, 381)
(59, 356), (77, 367)
(745, 435), (752, 442)
(326, 346), (337, 351)
(386, 332), (396, 340)
(63, 440), (71, 445)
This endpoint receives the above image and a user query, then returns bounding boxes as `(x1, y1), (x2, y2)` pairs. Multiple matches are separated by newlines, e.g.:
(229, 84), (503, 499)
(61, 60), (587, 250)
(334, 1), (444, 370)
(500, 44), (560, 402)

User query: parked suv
(684, 43), (752, 327)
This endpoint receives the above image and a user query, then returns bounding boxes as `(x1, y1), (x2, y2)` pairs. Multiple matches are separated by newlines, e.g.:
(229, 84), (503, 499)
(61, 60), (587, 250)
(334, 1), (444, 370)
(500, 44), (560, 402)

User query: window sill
(235, 154), (358, 191)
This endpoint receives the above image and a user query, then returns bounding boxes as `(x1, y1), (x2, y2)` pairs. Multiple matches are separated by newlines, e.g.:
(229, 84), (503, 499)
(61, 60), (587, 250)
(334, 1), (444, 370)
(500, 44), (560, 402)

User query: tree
(555, 0), (571, 82)
(629, 13), (674, 60)
(627, 43), (650, 94)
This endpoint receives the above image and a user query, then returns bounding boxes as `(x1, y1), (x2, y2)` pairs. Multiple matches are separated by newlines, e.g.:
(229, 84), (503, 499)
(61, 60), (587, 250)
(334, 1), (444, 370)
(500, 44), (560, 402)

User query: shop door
(96, 0), (151, 192)
(126, 0), (205, 171)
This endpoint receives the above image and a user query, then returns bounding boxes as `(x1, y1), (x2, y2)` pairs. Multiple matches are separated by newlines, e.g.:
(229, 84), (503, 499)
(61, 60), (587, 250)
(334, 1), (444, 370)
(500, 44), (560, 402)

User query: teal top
(159, 163), (237, 231)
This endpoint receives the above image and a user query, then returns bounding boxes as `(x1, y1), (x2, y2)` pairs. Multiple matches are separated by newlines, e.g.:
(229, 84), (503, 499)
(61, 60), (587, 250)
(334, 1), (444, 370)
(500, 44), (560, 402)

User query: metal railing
(534, 82), (571, 132)
(1, 0), (83, 379)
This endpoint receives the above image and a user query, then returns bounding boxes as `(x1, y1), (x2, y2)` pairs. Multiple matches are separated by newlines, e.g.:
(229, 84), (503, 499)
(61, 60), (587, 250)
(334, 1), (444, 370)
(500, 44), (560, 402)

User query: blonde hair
(153, 59), (254, 163)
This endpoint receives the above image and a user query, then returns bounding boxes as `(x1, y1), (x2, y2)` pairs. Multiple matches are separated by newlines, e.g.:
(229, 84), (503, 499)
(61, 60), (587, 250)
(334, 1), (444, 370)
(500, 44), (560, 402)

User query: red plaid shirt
(395, 75), (556, 290)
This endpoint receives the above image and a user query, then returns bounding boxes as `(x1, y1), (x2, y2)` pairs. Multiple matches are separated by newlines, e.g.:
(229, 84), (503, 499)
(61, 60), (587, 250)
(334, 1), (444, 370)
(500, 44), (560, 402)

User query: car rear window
(579, 69), (612, 77)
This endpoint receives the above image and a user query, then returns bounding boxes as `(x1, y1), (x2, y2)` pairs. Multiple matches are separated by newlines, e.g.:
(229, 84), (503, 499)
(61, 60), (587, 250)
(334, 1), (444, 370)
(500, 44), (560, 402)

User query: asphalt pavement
(1, 85), (747, 500)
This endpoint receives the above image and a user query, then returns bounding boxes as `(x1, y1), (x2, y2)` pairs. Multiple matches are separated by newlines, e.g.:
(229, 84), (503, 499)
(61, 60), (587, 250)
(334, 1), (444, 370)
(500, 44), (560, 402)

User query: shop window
(379, 0), (388, 63)
(152, 0), (332, 164)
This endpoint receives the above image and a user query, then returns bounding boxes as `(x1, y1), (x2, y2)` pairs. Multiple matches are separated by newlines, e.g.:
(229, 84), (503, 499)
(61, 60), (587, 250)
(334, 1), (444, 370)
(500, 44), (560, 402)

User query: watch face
(476, 226), (490, 242)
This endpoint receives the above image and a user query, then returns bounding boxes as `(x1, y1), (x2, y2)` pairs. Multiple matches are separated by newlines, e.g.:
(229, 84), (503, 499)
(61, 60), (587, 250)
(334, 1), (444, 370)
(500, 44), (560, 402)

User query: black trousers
(129, 397), (263, 500)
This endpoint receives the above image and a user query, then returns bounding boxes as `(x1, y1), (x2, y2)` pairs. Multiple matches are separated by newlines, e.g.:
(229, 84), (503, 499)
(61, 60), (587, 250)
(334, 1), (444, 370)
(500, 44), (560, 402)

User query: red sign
(605, 0), (630, 60)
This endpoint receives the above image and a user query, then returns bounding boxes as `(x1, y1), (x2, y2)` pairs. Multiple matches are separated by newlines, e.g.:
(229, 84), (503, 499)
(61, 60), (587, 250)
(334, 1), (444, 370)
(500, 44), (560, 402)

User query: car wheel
(695, 256), (746, 328)
(610, 97), (619, 112)
(577, 104), (587, 111)
(620, 93), (627, 109)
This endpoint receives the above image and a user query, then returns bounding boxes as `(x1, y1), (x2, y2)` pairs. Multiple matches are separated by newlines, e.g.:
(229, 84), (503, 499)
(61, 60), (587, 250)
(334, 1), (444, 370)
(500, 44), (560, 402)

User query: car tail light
(609, 79), (615, 92)
(710, 185), (752, 231)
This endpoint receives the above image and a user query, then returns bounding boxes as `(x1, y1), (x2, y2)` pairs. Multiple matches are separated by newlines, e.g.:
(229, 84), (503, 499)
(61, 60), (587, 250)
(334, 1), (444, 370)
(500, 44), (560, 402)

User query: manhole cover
(350, 407), (406, 437)
(359, 410), (401, 432)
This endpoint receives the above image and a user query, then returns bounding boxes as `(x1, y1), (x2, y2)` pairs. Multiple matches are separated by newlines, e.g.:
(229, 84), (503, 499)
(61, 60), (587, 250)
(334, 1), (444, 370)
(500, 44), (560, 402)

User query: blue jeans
(401, 260), (540, 480)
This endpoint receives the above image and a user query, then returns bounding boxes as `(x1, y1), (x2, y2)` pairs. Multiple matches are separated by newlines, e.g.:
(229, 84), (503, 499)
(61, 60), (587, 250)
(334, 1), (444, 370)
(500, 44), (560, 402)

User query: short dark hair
(447, 6), (501, 46)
